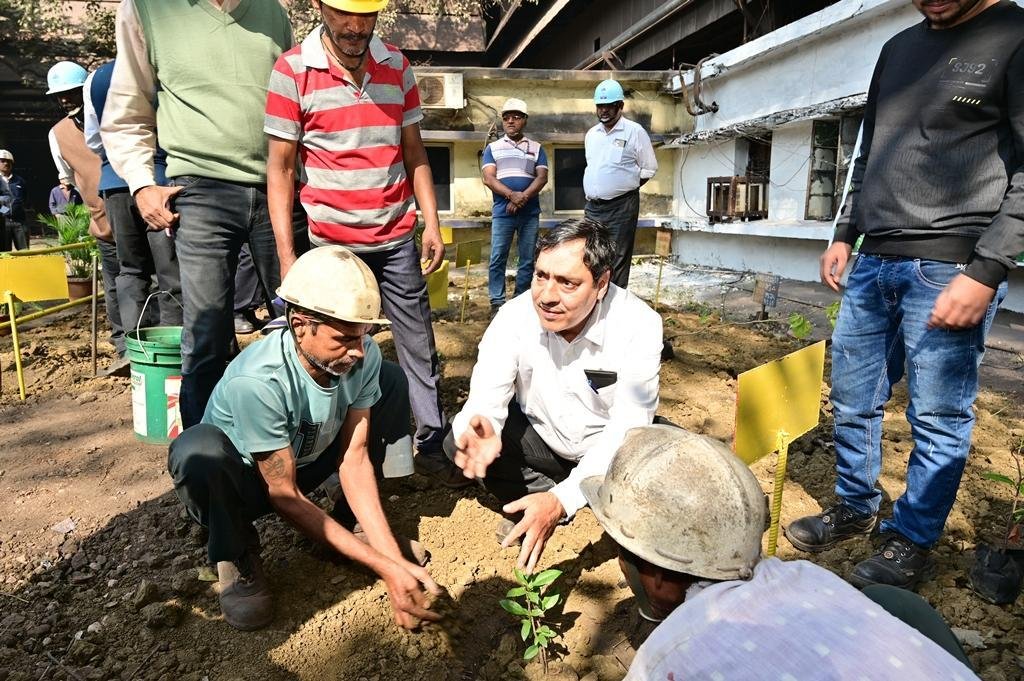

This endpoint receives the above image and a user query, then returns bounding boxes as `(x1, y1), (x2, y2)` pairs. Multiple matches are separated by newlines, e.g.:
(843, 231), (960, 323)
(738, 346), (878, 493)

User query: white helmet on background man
(277, 246), (389, 326)
(0, 150), (13, 163)
(582, 425), (767, 581)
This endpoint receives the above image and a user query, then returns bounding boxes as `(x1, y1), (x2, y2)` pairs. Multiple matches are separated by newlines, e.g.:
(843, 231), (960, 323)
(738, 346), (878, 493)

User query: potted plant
(38, 204), (96, 300)
(970, 439), (1024, 605)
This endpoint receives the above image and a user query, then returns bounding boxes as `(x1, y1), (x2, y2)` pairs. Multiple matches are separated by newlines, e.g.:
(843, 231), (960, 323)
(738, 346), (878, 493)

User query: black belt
(587, 189), (638, 206)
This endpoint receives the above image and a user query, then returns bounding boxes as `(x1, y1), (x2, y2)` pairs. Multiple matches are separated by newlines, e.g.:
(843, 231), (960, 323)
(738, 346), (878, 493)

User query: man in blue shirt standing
(481, 98), (548, 315)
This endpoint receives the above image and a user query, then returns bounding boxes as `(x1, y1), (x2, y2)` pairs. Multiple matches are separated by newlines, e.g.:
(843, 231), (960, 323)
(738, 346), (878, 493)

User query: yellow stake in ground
(734, 340), (826, 556)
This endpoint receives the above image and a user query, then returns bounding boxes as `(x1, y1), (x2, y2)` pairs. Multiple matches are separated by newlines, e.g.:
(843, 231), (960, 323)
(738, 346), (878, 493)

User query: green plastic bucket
(125, 326), (184, 445)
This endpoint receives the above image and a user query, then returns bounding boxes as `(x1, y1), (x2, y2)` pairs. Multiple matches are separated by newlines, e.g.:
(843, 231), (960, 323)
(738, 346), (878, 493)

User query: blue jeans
(488, 213), (539, 306)
(170, 176), (309, 428)
(830, 255), (1006, 548)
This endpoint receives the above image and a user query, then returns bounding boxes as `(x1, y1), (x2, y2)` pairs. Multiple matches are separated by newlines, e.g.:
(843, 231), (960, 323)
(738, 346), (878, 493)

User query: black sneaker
(850, 533), (930, 590)
(785, 504), (877, 552)
(489, 303), (502, 319)
(413, 451), (474, 489)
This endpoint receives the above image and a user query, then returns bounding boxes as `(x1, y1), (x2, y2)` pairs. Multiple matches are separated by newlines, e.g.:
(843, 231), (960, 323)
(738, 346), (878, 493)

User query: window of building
(805, 115), (861, 221)
(425, 144), (452, 212)
(553, 147), (586, 211)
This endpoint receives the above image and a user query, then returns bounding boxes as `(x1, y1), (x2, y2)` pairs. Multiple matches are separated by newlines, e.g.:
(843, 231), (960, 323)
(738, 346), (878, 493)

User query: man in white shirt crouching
(444, 217), (662, 572)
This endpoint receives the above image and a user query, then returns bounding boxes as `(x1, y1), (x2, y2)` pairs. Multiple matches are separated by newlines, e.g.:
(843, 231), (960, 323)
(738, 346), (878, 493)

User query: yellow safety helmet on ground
(319, 0), (388, 12)
(277, 246), (389, 326)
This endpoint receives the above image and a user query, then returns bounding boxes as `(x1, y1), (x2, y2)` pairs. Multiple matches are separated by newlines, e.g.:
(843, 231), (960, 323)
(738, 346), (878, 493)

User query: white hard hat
(501, 98), (528, 115)
(582, 425), (767, 580)
(0, 150), (13, 162)
(277, 246), (389, 325)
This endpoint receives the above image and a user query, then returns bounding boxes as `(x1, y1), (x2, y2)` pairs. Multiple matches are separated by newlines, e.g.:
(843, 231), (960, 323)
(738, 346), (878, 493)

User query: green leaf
(521, 619), (531, 641)
(514, 567), (529, 586)
(536, 626), (555, 637)
(525, 591), (540, 604)
(505, 586), (527, 597)
(531, 569), (562, 588)
(529, 609), (545, 617)
(788, 312), (813, 339)
(524, 644), (540, 661)
(499, 599), (528, 616)
(825, 300), (841, 329)
(541, 594), (560, 610)
(982, 472), (1015, 486)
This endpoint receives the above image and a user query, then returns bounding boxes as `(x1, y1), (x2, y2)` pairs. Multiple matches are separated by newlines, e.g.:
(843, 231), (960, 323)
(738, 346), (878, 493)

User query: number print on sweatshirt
(941, 57), (997, 88)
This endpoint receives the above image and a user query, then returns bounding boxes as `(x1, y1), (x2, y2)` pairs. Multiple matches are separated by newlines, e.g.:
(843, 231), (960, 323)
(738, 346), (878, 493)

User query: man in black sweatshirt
(786, 0), (1023, 590)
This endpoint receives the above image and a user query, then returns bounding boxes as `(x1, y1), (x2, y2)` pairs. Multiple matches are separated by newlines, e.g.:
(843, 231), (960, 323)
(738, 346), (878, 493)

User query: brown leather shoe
(217, 552), (273, 631)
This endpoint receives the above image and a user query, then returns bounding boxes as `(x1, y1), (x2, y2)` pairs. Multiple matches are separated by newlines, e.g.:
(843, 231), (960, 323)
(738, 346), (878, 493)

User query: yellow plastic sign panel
(426, 260), (450, 310)
(439, 226), (454, 245)
(454, 240), (483, 269)
(655, 227), (672, 257)
(0, 255), (69, 302)
(734, 340), (826, 464)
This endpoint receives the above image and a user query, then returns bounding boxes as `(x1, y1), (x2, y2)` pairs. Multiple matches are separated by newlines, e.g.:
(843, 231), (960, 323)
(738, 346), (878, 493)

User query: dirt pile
(0, 296), (1022, 680)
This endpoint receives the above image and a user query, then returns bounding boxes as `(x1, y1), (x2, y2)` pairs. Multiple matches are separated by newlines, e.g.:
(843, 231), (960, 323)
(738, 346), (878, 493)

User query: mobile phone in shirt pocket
(611, 138), (627, 163)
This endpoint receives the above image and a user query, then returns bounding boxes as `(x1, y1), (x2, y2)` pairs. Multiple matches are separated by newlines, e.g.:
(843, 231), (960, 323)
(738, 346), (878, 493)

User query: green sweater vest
(135, 0), (292, 184)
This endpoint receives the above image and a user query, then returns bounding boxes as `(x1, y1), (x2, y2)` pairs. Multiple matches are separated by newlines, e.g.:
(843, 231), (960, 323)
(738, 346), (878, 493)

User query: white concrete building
(666, 0), (1024, 312)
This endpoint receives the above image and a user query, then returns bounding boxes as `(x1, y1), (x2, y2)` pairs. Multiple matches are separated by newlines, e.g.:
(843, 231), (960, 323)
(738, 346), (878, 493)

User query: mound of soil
(0, 287), (1021, 680)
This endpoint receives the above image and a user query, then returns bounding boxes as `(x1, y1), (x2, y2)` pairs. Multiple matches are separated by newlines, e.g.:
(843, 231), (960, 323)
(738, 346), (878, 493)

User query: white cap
(0, 150), (13, 162)
(501, 98), (528, 115)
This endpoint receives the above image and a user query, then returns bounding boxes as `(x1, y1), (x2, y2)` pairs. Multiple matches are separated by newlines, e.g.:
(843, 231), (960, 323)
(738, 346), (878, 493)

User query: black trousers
(168, 360), (411, 564)
(585, 189), (640, 289)
(104, 188), (183, 330)
(443, 401), (576, 507)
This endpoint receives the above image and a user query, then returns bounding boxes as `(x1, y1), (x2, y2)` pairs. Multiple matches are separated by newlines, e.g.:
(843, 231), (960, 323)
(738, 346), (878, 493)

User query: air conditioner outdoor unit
(416, 72), (464, 109)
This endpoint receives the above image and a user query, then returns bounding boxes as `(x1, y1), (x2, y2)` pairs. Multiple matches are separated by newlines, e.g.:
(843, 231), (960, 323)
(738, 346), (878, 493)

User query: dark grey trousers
(167, 359), (411, 564)
(104, 189), (182, 330)
(97, 239), (125, 356)
(357, 239), (447, 455)
(585, 189), (640, 288)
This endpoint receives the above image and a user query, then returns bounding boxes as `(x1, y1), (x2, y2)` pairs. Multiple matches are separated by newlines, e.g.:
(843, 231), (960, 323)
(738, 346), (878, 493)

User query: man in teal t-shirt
(169, 246), (440, 632)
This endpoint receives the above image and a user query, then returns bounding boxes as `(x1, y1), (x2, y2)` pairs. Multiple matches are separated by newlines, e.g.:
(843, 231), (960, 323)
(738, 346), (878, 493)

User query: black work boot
(785, 504), (877, 552)
(413, 451), (474, 489)
(850, 533), (930, 590)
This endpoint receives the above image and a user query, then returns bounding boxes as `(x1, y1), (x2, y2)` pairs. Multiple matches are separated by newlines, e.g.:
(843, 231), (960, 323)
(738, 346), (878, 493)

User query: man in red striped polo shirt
(265, 0), (462, 485)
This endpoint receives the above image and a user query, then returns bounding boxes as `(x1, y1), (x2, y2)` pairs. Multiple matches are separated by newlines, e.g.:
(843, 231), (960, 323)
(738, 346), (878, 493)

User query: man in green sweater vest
(100, 0), (308, 427)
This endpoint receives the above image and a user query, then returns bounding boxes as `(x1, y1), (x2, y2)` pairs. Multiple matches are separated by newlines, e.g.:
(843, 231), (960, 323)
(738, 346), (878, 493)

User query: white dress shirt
(451, 284), (662, 518)
(582, 116), (658, 201)
(625, 559), (978, 681)
(82, 70), (103, 156)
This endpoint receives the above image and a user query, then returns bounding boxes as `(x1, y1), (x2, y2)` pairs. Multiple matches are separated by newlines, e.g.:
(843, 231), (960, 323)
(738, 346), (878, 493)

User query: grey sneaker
(217, 552), (272, 631)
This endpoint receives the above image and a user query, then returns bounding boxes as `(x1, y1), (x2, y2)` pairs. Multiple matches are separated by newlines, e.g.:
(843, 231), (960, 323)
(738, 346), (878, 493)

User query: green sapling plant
(500, 567), (562, 672)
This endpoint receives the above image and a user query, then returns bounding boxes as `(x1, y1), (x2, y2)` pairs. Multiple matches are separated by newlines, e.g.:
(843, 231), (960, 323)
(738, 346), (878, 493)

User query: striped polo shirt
(265, 29), (422, 251)
(482, 136), (547, 218)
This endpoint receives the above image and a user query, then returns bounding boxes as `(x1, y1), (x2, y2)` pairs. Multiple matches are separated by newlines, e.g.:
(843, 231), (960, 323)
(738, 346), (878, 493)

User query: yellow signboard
(426, 260), (450, 311)
(454, 240), (483, 269)
(439, 226), (454, 245)
(0, 255), (69, 302)
(734, 340), (826, 464)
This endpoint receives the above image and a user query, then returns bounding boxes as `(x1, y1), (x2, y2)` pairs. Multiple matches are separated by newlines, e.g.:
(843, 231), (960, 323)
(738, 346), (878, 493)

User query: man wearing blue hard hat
(583, 79), (658, 289)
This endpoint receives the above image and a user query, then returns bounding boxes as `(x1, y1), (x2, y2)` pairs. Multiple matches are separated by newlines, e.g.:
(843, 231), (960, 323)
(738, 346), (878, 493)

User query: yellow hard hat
(277, 246), (389, 325)
(319, 0), (388, 12)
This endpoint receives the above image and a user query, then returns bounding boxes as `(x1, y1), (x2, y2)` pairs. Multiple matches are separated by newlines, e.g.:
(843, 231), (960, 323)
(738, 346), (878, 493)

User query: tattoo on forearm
(259, 451), (289, 481)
